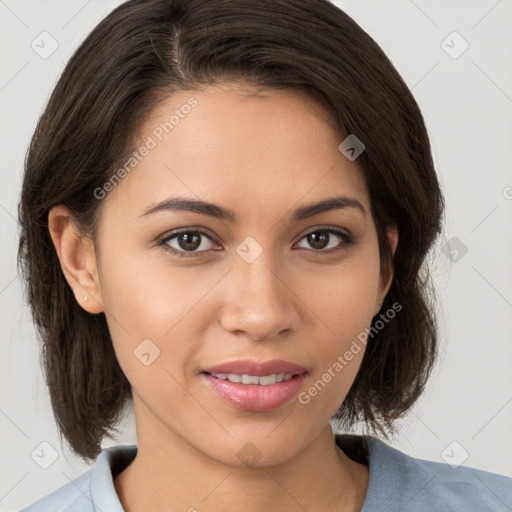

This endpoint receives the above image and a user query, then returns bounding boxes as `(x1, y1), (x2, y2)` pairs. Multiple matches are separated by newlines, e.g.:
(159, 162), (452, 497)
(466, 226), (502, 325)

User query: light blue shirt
(20, 434), (512, 511)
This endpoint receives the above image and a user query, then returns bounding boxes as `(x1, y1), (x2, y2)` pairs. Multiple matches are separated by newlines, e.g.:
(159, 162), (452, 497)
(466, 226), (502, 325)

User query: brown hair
(18, 0), (444, 462)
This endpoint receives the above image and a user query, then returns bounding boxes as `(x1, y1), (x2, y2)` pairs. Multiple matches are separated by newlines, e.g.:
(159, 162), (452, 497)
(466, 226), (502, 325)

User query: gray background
(1, 0), (511, 510)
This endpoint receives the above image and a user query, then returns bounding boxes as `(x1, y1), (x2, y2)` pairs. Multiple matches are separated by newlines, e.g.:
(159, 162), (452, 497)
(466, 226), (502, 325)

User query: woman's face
(87, 82), (396, 466)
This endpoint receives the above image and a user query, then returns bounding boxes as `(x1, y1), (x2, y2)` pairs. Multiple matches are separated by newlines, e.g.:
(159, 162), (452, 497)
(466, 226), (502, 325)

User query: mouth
(207, 372), (296, 385)
(202, 359), (307, 377)
(201, 359), (308, 412)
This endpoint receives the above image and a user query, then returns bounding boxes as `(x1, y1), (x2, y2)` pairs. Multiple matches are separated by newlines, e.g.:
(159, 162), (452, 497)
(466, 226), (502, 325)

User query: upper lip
(203, 359), (307, 376)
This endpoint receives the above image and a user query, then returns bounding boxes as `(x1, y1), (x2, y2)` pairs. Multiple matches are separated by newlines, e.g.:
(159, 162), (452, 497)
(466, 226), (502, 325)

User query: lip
(202, 359), (307, 376)
(201, 359), (308, 413)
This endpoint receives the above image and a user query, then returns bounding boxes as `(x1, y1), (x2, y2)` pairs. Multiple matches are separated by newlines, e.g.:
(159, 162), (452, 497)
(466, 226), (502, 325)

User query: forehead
(103, 82), (370, 219)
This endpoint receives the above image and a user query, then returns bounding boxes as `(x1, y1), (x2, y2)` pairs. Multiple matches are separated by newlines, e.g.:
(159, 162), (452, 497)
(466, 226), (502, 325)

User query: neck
(114, 417), (368, 512)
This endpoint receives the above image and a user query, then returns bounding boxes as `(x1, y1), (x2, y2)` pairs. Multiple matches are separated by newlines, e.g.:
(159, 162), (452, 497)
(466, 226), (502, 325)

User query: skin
(49, 82), (398, 512)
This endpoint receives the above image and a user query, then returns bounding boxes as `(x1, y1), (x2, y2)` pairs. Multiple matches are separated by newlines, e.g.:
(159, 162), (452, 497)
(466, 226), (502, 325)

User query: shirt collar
(91, 444), (137, 512)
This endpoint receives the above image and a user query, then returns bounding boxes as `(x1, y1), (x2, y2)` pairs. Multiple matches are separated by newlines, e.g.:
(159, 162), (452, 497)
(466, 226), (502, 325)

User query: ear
(375, 223), (398, 315)
(48, 205), (104, 314)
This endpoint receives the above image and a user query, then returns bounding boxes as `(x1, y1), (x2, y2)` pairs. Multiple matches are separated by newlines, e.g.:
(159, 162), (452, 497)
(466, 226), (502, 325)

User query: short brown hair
(18, 0), (444, 462)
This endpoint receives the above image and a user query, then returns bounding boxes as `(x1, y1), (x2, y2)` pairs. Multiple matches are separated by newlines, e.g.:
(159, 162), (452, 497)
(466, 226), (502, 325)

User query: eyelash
(156, 227), (354, 259)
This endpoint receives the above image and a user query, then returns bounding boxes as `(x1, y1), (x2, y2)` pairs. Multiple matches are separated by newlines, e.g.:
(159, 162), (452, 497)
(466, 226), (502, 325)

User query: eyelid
(295, 224), (352, 242)
(156, 228), (220, 255)
(293, 226), (354, 253)
(156, 227), (216, 244)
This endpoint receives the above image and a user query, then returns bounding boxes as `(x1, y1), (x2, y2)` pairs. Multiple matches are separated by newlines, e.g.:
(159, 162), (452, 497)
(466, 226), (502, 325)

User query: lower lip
(202, 373), (307, 412)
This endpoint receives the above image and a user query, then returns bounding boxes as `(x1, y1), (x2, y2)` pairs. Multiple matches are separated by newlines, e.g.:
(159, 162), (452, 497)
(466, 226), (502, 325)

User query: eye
(295, 228), (354, 253)
(157, 226), (354, 259)
(158, 229), (219, 258)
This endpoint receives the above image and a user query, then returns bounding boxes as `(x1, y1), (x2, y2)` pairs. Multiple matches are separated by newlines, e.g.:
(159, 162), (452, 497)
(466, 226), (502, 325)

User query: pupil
(309, 231), (328, 249)
(179, 232), (200, 251)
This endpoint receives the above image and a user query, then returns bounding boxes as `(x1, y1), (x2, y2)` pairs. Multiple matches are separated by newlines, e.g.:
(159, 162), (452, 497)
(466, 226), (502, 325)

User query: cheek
(99, 240), (207, 336)
(299, 249), (381, 340)
(294, 250), (380, 404)
(98, 248), (222, 382)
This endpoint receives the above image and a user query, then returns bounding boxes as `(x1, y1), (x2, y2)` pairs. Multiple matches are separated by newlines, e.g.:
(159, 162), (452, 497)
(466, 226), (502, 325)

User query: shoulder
(19, 444), (137, 512)
(19, 469), (95, 512)
(362, 435), (512, 511)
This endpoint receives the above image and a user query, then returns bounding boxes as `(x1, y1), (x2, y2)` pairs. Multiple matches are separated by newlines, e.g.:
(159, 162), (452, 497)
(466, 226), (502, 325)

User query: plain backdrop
(1, 1), (511, 510)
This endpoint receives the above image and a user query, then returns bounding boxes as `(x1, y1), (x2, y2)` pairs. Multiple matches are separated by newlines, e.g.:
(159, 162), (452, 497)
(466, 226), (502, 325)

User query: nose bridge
(239, 252), (282, 304)
(221, 239), (300, 340)
(235, 233), (281, 294)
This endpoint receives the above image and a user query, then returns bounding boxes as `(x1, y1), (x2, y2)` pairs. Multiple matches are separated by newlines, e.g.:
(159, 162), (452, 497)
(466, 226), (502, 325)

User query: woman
(18, 0), (511, 510)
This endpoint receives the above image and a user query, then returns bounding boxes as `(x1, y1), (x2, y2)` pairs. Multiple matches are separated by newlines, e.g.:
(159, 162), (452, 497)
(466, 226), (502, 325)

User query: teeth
(259, 374), (278, 385)
(211, 372), (294, 385)
(242, 374), (260, 385)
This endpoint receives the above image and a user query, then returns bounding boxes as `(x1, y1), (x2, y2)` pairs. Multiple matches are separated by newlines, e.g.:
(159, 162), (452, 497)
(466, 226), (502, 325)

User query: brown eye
(296, 228), (353, 252)
(159, 230), (218, 258)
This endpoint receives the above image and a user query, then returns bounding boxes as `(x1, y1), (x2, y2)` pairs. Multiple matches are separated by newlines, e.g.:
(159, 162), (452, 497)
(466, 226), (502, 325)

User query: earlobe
(48, 205), (104, 314)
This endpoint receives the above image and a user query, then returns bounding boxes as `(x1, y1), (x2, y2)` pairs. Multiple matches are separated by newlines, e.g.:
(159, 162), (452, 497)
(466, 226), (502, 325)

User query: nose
(219, 251), (302, 342)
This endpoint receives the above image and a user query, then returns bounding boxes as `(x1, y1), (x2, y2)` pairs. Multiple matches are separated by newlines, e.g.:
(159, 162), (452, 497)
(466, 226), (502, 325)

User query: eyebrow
(139, 195), (366, 221)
